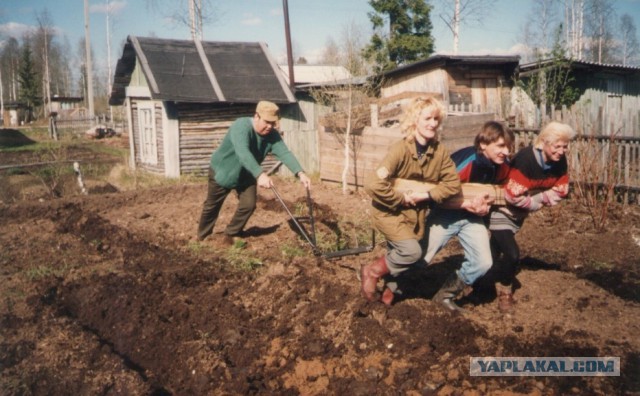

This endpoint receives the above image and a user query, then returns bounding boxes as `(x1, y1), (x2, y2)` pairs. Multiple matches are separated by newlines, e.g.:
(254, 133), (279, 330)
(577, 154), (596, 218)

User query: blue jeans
(424, 208), (492, 285)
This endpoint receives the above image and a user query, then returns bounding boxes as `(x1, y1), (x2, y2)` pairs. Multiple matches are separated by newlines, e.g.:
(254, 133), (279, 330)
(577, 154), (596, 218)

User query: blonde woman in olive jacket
(362, 97), (461, 305)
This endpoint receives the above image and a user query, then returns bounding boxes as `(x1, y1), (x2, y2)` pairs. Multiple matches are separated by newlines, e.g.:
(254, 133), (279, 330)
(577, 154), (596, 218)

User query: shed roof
(382, 54), (521, 78)
(109, 36), (295, 106)
(519, 58), (640, 76)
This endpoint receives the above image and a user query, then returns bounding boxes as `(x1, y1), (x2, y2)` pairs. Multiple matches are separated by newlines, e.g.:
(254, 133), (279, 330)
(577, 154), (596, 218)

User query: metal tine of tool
(305, 187), (317, 245)
(270, 185), (321, 256)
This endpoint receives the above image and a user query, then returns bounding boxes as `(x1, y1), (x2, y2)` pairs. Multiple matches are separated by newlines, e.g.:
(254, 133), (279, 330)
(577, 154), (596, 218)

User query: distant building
(278, 64), (352, 87)
(49, 95), (86, 119)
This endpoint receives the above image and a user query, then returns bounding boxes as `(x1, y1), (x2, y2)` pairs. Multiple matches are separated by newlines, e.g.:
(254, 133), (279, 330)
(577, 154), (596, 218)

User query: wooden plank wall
(177, 103), (254, 175)
(512, 87), (640, 137)
(319, 113), (495, 187)
(279, 99), (324, 176)
(176, 103), (283, 176)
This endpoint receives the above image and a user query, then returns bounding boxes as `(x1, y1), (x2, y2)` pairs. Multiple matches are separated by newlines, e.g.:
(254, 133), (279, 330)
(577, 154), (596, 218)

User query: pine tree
(18, 42), (41, 122)
(363, 0), (435, 73)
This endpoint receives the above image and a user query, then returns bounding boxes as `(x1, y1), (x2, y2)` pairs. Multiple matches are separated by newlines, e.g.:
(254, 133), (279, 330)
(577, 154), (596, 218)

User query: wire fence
(50, 116), (127, 139)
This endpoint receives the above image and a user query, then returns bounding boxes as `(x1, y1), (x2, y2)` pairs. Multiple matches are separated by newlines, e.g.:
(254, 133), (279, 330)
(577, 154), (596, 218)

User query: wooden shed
(515, 59), (640, 137)
(379, 54), (520, 119)
(109, 35), (296, 177)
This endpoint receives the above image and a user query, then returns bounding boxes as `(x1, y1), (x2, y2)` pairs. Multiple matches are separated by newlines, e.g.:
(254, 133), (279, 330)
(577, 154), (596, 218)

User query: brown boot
(360, 256), (389, 301)
(381, 287), (394, 306)
(496, 283), (515, 314)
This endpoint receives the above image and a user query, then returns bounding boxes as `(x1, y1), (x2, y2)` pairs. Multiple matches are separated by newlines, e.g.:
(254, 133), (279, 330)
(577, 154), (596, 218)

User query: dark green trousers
(197, 168), (256, 241)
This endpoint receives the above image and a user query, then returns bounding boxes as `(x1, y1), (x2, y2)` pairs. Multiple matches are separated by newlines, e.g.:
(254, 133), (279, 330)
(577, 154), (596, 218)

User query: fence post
(370, 103), (378, 127)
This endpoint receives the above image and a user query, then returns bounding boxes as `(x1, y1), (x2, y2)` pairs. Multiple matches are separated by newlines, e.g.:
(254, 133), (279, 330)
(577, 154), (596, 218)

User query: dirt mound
(1, 176), (640, 394)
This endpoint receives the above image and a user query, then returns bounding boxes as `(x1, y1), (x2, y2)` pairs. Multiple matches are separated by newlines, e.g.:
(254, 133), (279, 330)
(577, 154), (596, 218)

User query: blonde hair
(400, 96), (446, 142)
(534, 121), (576, 148)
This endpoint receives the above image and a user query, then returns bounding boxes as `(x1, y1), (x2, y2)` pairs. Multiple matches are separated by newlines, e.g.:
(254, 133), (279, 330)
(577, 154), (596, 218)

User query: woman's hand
(461, 194), (493, 216)
(402, 191), (430, 207)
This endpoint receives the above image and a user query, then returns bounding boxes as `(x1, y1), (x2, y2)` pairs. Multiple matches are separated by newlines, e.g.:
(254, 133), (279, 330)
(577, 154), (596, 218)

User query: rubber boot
(360, 256), (389, 301)
(496, 283), (515, 314)
(433, 273), (467, 313)
(381, 287), (394, 306)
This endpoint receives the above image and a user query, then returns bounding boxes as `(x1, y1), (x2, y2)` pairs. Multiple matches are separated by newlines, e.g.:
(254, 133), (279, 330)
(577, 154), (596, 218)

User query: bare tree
(105, 0), (116, 123)
(35, 10), (55, 118)
(84, 0), (95, 119)
(520, 0), (561, 62)
(437, 0), (497, 54)
(311, 21), (377, 193)
(320, 37), (341, 65)
(0, 14), (4, 122)
(339, 20), (369, 77)
(619, 14), (640, 66)
(1, 37), (21, 102)
(564, 0), (585, 59)
(145, 0), (220, 40)
(584, 0), (616, 63)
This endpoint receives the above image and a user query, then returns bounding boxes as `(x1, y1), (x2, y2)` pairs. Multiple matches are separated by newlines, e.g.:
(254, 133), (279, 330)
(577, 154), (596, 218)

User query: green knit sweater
(210, 117), (304, 188)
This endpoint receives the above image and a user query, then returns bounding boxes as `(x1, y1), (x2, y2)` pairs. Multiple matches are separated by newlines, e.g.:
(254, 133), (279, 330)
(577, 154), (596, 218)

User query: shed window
(138, 102), (158, 165)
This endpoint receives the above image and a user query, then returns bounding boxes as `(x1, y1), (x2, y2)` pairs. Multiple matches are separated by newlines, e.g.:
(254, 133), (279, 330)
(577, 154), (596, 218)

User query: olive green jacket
(365, 138), (461, 241)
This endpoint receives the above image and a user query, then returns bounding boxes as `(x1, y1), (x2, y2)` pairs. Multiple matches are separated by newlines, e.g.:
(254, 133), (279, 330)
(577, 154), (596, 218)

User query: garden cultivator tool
(270, 185), (375, 259)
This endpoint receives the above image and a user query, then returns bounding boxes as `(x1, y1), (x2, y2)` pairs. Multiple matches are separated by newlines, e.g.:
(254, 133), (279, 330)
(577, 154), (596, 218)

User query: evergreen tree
(18, 42), (41, 122)
(362, 0), (435, 73)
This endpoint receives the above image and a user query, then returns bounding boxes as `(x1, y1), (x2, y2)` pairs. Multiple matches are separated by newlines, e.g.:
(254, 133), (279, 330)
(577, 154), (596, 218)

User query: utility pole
(84, 0), (95, 121)
(283, 0), (295, 87)
(106, 0), (113, 125)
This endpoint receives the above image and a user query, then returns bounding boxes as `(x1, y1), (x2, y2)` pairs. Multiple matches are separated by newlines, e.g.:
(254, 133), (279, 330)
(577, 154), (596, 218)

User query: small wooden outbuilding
(109, 35), (296, 177)
(379, 54), (520, 119)
(515, 59), (640, 136)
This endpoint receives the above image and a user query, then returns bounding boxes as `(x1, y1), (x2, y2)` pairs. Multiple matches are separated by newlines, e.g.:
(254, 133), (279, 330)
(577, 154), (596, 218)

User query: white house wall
(162, 103), (180, 178)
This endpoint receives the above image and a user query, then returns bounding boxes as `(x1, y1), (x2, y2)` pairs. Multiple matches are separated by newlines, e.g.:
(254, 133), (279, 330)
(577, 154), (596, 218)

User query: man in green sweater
(197, 101), (311, 245)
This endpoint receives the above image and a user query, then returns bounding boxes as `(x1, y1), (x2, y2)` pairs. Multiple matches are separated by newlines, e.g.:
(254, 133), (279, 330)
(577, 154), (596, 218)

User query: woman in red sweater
(488, 121), (576, 313)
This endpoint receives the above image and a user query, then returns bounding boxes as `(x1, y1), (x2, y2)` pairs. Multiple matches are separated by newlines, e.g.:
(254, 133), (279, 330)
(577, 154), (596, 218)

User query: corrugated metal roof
(520, 58), (640, 73)
(109, 36), (295, 106)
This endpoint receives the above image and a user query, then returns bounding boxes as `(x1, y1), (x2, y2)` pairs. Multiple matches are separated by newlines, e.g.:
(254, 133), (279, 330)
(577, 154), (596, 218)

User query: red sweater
(504, 145), (569, 211)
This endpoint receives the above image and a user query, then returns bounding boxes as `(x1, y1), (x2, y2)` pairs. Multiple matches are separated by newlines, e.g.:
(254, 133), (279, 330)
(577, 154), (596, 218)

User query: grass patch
(112, 165), (204, 191)
(23, 263), (71, 280)
(585, 260), (614, 271)
(186, 240), (217, 256)
(224, 246), (263, 272)
(281, 243), (306, 259)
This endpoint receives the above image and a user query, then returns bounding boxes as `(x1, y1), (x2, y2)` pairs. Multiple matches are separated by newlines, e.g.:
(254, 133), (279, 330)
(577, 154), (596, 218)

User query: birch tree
(314, 22), (376, 193)
(619, 14), (640, 66)
(1, 37), (21, 102)
(564, 0), (585, 60)
(584, 0), (616, 63)
(36, 10), (55, 118)
(520, 0), (560, 63)
(436, 0), (497, 54)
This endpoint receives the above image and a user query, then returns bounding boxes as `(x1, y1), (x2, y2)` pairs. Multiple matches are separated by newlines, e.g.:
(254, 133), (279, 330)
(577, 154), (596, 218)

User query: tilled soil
(1, 171), (640, 395)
